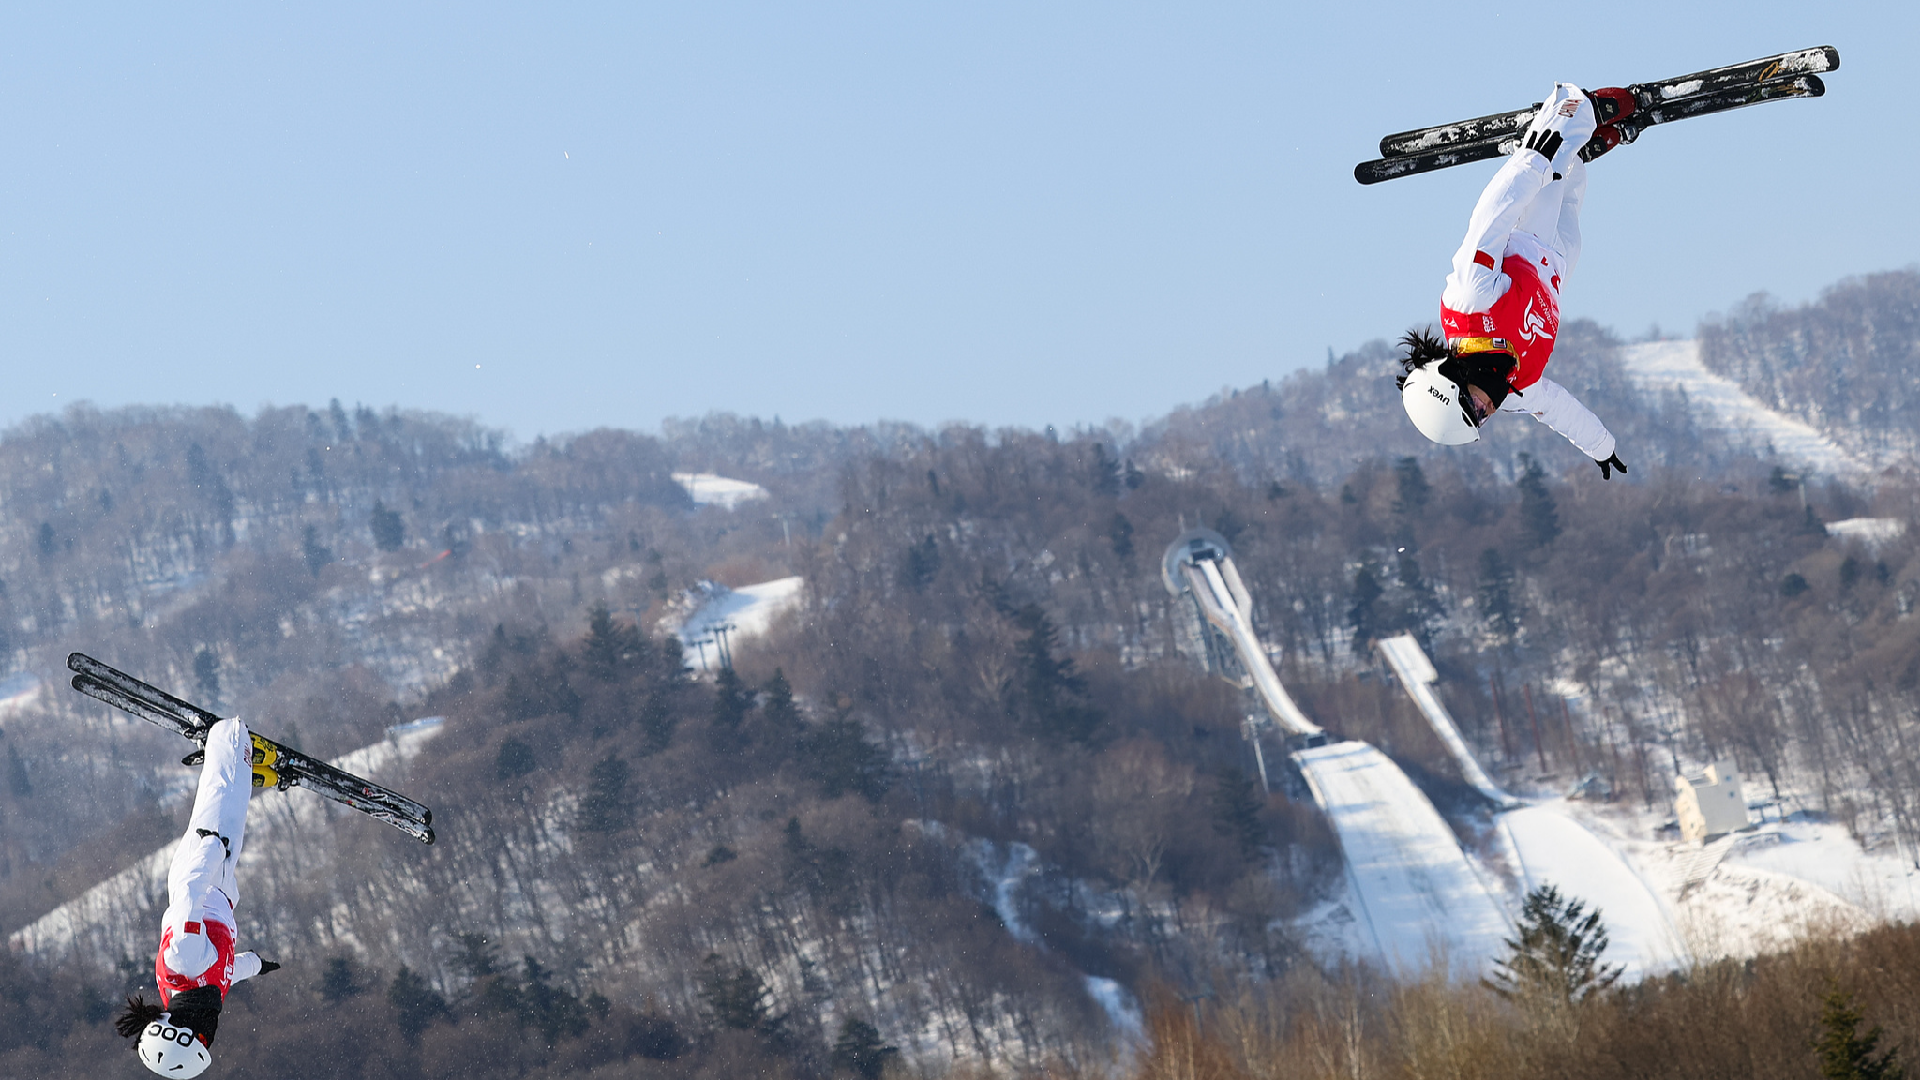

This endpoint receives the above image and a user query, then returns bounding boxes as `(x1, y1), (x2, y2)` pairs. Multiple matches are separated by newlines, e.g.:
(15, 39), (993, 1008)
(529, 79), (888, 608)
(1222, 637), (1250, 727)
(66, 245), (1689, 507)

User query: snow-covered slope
(672, 471), (770, 509)
(1618, 340), (1872, 478)
(1293, 741), (1512, 977)
(674, 576), (804, 670)
(1498, 805), (1685, 979)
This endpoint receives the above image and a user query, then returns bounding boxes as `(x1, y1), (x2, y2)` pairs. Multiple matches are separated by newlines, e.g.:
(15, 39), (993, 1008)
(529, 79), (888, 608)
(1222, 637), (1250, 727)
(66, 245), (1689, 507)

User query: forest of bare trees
(0, 271), (1918, 1075)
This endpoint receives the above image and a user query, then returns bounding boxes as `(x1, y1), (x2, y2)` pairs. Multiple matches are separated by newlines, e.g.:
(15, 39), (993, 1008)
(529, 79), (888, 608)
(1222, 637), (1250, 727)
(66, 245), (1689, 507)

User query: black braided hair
(114, 995), (165, 1040)
(1395, 328), (1450, 389)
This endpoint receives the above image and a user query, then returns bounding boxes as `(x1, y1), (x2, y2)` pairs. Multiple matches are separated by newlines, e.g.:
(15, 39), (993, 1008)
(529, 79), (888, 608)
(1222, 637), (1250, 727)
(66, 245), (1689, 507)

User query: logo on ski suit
(1520, 299), (1555, 343)
(1440, 252), (1560, 392)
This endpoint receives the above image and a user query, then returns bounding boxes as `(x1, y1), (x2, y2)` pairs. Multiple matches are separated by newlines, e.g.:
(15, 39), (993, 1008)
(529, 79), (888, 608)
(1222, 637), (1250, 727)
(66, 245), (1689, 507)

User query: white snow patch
(1544, 800), (1911, 963)
(1826, 518), (1907, 548)
(675, 577), (804, 670)
(1617, 340), (1872, 478)
(1085, 976), (1144, 1040)
(672, 472), (769, 509)
(1728, 817), (1920, 923)
(966, 839), (1144, 1040)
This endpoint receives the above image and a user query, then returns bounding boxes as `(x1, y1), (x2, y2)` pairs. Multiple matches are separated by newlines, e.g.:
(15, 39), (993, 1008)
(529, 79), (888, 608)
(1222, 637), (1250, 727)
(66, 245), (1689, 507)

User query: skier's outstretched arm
(230, 952), (278, 984)
(1497, 376), (1617, 461)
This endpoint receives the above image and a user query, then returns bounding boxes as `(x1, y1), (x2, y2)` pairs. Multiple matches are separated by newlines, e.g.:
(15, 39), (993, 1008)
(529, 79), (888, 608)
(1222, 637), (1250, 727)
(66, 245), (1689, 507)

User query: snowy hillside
(1617, 339), (1874, 478)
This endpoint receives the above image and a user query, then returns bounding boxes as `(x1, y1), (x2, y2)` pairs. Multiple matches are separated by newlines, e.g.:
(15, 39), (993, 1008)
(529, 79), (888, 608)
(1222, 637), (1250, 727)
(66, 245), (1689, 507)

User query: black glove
(259, 959), (281, 975)
(1595, 453), (1628, 479)
(1522, 127), (1564, 163)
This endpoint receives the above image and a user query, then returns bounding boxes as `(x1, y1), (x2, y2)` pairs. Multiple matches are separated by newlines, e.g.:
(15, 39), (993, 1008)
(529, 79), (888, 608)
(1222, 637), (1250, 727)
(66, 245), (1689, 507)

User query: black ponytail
(1396, 328), (1450, 388)
(114, 995), (164, 1040)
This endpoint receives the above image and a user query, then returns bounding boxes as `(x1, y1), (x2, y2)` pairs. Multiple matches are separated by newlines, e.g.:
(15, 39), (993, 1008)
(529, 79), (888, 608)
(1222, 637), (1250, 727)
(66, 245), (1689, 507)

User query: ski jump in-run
(1362, 47), (1839, 474)
(66, 653), (435, 1076)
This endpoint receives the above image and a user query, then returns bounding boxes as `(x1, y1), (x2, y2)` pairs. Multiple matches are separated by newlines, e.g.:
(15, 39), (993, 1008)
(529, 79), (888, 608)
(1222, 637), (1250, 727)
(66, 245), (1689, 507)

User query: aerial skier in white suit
(114, 717), (280, 1077)
(1396, 82), (1632, 479)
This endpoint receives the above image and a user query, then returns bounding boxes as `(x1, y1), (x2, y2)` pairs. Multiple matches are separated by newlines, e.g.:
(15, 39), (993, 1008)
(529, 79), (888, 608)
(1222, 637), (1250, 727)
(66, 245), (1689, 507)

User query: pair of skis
(69, 653), (436, 845)
(1355, 46), (1839, 185)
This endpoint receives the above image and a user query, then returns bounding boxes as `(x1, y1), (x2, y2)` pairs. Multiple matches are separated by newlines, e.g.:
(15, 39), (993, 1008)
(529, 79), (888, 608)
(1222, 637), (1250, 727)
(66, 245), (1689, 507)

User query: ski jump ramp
(1376, 633), (1684, 978)
(1294, 740), (1513, 975)
(1164, 532), (1511, 975)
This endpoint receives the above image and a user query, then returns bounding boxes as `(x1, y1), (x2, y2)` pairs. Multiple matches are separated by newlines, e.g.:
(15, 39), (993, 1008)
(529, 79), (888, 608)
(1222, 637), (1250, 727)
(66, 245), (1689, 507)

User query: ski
(1355, 73), (1827, 185)
(69, 654), (435, 845)
(1374, 46), (1838, 159)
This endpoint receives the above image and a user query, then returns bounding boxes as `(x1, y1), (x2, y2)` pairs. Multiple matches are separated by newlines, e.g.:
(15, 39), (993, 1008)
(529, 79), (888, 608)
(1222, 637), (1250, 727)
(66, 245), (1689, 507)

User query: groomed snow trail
(1293, 741), (1512, 977)
(1617, 340), (1871, 478)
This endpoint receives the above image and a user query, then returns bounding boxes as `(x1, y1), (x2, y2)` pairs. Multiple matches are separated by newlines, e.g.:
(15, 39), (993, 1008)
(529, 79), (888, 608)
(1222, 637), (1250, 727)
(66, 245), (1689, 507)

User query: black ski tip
(422, 808), (433, 827)
(1821, 45), (1839, 73)
(66, 652), (88, 673)
(422, 828), (436, 845)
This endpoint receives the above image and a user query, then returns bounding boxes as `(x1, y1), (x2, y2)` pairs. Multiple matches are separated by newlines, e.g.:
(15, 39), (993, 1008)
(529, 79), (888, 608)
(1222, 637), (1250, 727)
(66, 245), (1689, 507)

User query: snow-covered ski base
(1292, 741), (1511, 977)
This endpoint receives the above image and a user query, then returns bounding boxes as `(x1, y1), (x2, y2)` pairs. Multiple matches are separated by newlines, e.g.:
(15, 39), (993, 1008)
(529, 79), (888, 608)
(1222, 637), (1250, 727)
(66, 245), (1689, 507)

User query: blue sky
(0, 3), (1911, 440)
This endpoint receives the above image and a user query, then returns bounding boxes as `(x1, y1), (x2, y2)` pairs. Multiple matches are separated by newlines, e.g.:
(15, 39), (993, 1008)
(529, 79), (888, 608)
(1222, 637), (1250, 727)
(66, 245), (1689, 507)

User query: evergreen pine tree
(1009, 605), (1102, 743)
(1516, 453), (1561, 548)
(1485, 885), (1623, 1005)
(576, 754), (635, 834)
(833, 1017), (900, 1080)
(699, 954), (771, 1031)
(640, 686), (676, 754)
(1348, 557), (1386, 654)
(1817, 981), (1906, 1080)
(319, 956), (365, 1002)
(761, 669), (803, 744)
(388, 966), (450, 1041)
(193, 648), (221, 708)
(1478, 547), (1520, 646)
(370, 500), (406, 551)
(301, 524), (332, 577)
(494, 737), (537, 780)
(1108, 512), (1135, 561)
(709, 666), (754, 751)
(900, 535), (941, 591)
(1392, 456), (1432, 517)
(583, 603), (646, 678)
(804, 713), (891, 801)
(1210, 768), (1266, 860)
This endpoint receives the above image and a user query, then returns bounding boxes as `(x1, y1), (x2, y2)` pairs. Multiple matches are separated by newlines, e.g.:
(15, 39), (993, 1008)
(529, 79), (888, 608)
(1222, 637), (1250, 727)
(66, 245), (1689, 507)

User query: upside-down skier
(1396, 82), (1631, 479)
(113, 717), (280, 1077)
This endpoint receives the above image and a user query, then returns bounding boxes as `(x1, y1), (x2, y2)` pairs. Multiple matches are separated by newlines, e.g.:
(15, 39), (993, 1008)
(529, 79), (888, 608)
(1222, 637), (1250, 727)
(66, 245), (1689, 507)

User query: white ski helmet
(137, 1014), (212, 1078)
(1400, 362), (1482, 445)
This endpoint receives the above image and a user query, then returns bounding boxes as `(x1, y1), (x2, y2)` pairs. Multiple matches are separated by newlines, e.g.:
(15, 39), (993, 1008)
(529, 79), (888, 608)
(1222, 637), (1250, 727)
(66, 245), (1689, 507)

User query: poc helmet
(138, 1014), (212, 1078)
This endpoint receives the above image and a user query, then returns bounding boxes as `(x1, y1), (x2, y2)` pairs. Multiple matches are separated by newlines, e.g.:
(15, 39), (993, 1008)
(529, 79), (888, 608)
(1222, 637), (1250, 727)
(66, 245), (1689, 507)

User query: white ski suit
(155, 718), (268, 1006)
(1438, 83), (1617, 461)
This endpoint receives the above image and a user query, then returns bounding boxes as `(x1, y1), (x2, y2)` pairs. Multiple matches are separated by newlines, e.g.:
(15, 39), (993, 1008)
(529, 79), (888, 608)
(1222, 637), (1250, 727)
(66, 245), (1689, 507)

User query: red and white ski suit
(155, 718), (267, 1008)
(1438, 84), (1616, 461)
